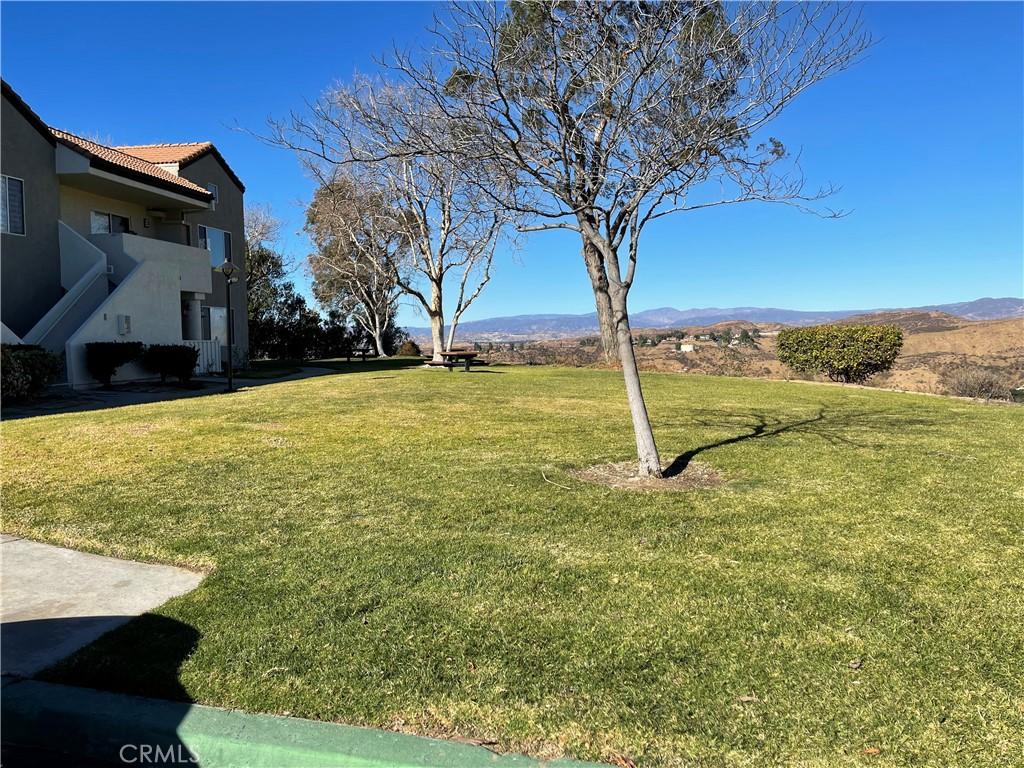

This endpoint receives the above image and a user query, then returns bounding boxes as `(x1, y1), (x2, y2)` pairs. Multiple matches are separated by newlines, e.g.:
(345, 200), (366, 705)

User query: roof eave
(55, 138), (213, 204)
(179, 145), (246, 193)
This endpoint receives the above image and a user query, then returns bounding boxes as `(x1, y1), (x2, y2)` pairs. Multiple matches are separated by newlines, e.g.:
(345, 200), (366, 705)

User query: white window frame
(1, 174), (26, 236)
(90, 210), (130, 235)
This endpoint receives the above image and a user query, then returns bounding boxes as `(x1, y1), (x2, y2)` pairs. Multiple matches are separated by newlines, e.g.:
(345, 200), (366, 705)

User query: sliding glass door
(198, 225), (232, 269)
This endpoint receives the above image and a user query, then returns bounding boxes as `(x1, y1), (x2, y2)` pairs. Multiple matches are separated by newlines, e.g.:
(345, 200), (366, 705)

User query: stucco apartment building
(1, 80), (248, 388)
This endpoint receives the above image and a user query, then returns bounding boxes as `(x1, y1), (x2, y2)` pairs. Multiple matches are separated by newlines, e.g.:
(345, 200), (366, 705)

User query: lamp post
(217, 259), (238, 392)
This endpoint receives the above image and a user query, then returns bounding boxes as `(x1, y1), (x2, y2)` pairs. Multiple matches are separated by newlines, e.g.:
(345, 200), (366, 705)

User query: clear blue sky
(3, 2), (1022, 327)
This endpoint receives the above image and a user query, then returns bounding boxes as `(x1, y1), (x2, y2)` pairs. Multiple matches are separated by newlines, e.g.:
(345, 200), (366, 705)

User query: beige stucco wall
(90, 233), (212, 296)
(178, 153), (249, 358)
(65, 258), (186, 387)
(58, 186), (155, 242)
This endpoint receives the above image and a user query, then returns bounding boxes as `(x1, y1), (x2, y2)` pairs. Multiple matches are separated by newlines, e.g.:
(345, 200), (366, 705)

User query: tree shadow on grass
(304, 357), (425, 375)
(422, 368), (507, 375)
(35, 613), (200, 702)
(663, 407), (937, 477)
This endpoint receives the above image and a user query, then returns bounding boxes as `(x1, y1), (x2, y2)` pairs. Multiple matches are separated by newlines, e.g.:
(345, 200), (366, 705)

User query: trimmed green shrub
(777, 324), (903, 384)
(397, 340), (422, 357)
(85, 341), (143, 388)
(2, 344), (63, 400)
(1, 347), (31, 399)
(142, 344), (200, 384)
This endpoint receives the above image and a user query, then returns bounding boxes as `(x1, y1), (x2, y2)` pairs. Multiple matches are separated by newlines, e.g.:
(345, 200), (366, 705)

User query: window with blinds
(1, 175), (25, 235)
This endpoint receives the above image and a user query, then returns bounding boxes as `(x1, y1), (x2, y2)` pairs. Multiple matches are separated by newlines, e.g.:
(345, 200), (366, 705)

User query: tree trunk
(582, 241), (618, 362)
(427, 277), (445, 362)
(371, 327), (388, 358)
(445, 316), (459, 354)
(429, 313), (445, 362)
(610, 287), (663, 477)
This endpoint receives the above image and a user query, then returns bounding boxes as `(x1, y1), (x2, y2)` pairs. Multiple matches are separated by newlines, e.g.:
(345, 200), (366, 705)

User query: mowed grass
(3, 364), (1022, 767)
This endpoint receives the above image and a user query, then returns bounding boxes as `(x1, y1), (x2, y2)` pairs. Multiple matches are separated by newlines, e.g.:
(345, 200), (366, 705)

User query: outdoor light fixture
(217, 259), (238, 393)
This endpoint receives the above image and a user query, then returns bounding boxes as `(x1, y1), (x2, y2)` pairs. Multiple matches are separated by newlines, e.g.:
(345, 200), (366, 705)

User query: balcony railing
(23, 223), (110, 351)
(88, 233), (213, 295)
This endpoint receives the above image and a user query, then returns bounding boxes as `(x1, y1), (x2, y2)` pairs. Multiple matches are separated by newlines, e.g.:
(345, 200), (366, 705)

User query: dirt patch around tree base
(570, 460), (724, 491)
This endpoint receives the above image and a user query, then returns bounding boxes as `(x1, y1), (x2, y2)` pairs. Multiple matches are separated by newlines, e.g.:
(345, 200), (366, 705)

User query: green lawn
(218, 355), (423, 379)
(3, 366), (1022, 767)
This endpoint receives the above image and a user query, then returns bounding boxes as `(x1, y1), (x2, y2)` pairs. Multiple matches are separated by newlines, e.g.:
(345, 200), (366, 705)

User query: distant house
(1, 81), (248, 387)
(676, 343), (696, 353)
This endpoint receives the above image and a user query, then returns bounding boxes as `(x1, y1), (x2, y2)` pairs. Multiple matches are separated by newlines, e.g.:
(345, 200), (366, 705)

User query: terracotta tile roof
(51, 128), (213, 201)
(117, 142), (246, 193)
(4, 80), (243, 199)
(115, 142), (214, 165)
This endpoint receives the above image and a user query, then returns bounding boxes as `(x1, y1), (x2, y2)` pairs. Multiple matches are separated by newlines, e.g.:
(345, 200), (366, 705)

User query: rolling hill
(408, 297), (1023, 340)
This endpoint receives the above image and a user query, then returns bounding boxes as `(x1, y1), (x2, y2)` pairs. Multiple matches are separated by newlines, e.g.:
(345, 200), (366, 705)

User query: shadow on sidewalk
(2, 614), (200, 766)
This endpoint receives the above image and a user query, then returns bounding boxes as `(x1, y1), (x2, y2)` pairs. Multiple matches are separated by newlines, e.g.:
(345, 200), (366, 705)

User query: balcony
(88, 233), (213, 295)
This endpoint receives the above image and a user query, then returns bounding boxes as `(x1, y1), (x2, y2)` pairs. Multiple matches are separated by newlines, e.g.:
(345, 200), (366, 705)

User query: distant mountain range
(407, 297), (1024, 340)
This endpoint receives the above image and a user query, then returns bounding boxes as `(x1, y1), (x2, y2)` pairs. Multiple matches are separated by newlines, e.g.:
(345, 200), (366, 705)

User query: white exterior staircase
(16, 222), (216, 388)
(22, 222), (112, 352)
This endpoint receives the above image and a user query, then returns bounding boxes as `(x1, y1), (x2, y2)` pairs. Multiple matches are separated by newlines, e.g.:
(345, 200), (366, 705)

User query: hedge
(1, 344), (63, 400)
(142, 344), (200, 384)
(397, 340), (422, 357)
(776, 324), (903, 384)
(85, 341), (144, 388)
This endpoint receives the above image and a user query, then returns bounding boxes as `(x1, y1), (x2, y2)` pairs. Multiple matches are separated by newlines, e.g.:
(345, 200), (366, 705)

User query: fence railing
(185, 340), (222, 375)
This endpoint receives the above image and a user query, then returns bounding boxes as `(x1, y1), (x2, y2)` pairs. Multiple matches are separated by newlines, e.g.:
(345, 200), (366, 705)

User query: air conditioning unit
(117, 314), (132, 335)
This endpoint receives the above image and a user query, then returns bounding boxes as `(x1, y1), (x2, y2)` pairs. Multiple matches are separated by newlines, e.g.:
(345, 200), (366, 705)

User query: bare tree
(268, 80), (512, 361)
(244, 204), (288, 311)
(306, 179), (403, 357)
(394, 1), (870, 475)
(244, 203), (281, 263)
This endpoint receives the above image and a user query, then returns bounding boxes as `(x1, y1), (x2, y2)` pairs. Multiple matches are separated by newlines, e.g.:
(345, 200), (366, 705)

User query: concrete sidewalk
(0, 539), (604, 767)
(0, 536), (204, 677)
(1, 367), (337, 420)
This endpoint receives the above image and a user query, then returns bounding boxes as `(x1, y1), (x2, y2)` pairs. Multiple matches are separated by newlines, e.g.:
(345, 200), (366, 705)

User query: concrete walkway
(0, 538), (602, 767)
(1, 367), (336, 420)
(0, 536), (203, 677)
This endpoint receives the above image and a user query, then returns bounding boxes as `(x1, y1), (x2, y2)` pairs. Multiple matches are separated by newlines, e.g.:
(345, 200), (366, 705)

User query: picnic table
(424, 350), (488, 372)
(346, 347), (377, 362)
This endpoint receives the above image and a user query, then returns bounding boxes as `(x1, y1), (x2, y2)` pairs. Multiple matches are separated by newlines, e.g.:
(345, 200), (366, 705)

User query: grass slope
(3, 365), (1022, 767)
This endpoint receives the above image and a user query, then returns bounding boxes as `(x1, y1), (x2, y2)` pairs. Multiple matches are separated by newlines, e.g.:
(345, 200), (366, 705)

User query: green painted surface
(2, 679), (601, 767)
